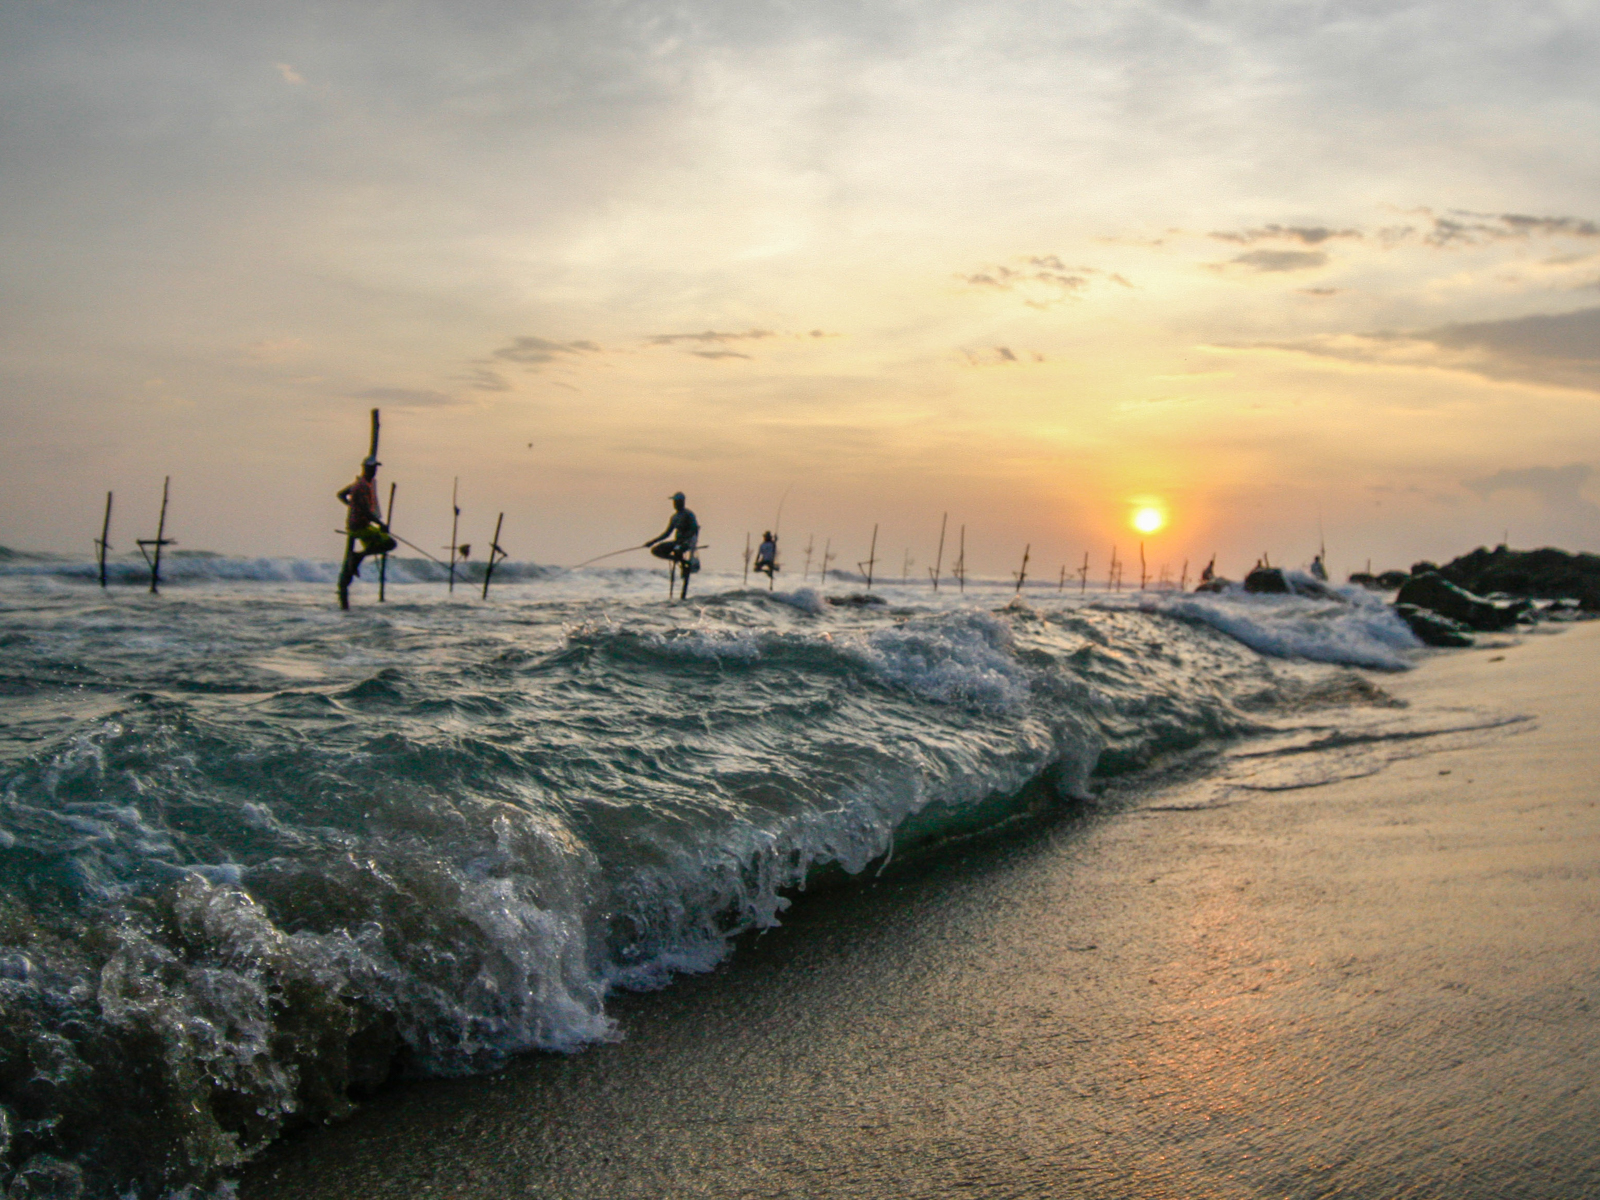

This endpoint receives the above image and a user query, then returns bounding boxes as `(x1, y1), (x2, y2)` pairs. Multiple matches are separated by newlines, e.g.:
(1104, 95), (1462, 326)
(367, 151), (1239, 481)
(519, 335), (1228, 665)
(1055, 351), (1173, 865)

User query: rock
(1193, 577), (1234, 593)
(1394, 603), (1474, 647)
(1348, 572), (1380, 589)
(1395, 572), (1528, 631)
(1431, 545), (1600, 611)
(1376, 570), (1411, 589)
(7, 1156), (84, 1199)
(1243, 567), (1291, 594)
(826, 593), (887, 607)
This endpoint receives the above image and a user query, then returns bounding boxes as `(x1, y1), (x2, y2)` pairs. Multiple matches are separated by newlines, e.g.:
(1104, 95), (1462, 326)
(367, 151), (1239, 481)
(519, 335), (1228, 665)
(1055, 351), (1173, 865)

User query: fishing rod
(387, 531), (450, 567)
(571, 544), (648, 569)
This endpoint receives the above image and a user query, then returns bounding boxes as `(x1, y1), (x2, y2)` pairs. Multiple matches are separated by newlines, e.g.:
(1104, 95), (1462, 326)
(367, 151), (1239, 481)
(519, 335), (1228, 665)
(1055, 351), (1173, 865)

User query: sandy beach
(240, 622), (1600, 1200)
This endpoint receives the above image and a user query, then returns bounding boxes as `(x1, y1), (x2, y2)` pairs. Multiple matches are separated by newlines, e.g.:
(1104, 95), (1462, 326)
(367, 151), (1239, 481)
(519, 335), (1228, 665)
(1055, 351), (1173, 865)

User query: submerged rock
(1395, 572), (1528, 631)
(1193, 577), (1234, 594)
(1394, 603), (1475, 647)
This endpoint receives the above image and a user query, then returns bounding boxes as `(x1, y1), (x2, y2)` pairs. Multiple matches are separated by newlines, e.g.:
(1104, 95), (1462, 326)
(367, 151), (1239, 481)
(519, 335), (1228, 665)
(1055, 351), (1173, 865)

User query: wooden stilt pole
(1180, 558), (1188, 592)
(821, 538), (835, 584)
(953, 526), (966, 594)
(1013, 544), (1030, 595)
(136, 477), (175, 595)
(1079, 551), (1089, 593)
(1058, 563), (1066, 592)
(446, 477), (460, 593)
(95, 491), (113, 588)
(743, 532), (751, 587)
(1139, 542), (1147, 590)
(481, 512), (507, 599)
(858, 524), (878, 590)
(803, 535), (814, 581)
(1109, 546), (1118, 591)
(379, 483), (396, 602)
(929, 512), (947, 592)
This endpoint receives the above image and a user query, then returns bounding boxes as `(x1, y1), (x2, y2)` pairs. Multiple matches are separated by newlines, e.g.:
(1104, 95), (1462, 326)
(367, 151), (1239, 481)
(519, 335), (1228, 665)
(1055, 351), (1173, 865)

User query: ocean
(0, 556), (1433, 1198)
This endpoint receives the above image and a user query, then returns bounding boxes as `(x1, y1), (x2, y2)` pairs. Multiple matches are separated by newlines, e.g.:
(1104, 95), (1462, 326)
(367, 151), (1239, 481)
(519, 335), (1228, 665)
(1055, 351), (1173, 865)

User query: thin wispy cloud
(646, 330), (776, 345)
(958, 257), (1131, 307)
(1215, 249), (1329, 273)
(1210, 225), (1361, 246)
(491, 336), (603, 366)
(1463, 463), (1599, 518)
(1246, 306), (1600, 393)
(349, 386), (457, 408)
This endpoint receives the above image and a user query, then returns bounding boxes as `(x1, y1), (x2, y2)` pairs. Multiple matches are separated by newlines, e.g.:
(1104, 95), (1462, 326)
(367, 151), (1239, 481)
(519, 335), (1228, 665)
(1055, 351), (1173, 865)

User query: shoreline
(241, 625), (1600, 1199)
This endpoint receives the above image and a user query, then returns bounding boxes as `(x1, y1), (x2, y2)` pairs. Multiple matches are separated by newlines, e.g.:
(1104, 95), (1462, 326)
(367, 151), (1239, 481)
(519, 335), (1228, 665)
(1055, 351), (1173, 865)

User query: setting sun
(1132, 507), (1165, 535)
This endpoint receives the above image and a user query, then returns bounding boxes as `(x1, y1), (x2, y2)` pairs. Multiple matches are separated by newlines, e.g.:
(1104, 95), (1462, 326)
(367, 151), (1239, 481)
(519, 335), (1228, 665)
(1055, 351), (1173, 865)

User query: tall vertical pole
(1013, 544), (1030, 595)
(379, 483), (396, 602)
(929, 512), (947, 592)
(743, 532), (751, 587)
(1058, 564), (1066, 592)
(859, 524), (878, 590)
(821, 538), (835, 584)
(1140, 542), (1147, 590)
(1180, 559), (1188, 592)
(1080, 551), (1089, 593)
(954, 526), (966, 594)
(137, 477), (174, 595)
(803, 535), (814, 581)
(1109, 547), (1117, 591)
(481, 512), (506, 600)
(96, 491), (113, 588)
(447, 477), (460, 594)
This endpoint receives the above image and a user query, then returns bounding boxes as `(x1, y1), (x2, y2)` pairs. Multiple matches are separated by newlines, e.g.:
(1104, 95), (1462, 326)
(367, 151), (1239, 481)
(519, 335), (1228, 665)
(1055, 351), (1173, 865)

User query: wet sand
(241, 623), (1600, 1200)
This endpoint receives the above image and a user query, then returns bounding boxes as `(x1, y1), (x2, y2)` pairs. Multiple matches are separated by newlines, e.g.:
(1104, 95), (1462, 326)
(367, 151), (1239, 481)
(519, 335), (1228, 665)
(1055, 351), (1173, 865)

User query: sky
(3, 0), (1599, 580)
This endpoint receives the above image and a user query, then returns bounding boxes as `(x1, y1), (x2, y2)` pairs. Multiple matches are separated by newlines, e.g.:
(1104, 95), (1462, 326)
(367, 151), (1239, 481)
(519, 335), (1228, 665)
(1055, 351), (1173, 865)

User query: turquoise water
(0, 561), (1424, 1197)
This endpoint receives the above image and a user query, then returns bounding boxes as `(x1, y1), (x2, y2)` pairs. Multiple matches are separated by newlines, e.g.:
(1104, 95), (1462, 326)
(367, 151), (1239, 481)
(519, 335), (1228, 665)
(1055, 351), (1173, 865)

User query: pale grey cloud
(1222, 249), (1329, 273)
(1210, 225), (1361, 246)
(1464, 463), (1599, 519)
(492, 337), (603, 365)
(1251, 306), (1600, 392)
(646, 330), (776, 345)
(958, 258), (1130, 306)
(689, 349), (752, 360)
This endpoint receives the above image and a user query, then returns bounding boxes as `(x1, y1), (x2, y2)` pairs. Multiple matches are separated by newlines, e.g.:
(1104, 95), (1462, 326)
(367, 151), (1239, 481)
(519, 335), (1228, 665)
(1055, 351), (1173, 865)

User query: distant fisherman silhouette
(336, 456), (396, 585)
(1310, 553), (1328, 582)
(1200, 556), (1216, 584)
(754, 531), (778, 579)
(646, 492), (700, 568)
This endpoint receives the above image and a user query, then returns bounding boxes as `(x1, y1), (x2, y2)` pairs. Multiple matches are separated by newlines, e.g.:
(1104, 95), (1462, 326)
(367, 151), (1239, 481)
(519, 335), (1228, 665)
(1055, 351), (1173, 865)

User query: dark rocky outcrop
(1394, 603), (1475, 647)
(1243, 567), (1290, 594)
(1429, 545), (1600, 611)
(1377, 570), (1410, 590)
(1193, 577), (1234, 593)
(1395, 572), (1528, 631)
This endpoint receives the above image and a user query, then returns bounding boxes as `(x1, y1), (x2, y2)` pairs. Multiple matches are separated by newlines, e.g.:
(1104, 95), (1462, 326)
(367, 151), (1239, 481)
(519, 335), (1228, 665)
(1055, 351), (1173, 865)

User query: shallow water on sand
(0, 563), (1442, 1197)
(243, 626), (1600, 1200)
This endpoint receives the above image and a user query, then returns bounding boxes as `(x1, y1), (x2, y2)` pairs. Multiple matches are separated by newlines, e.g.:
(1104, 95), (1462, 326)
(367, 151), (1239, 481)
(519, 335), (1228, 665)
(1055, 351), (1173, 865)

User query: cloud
(958, 258), (1130, 307)
(1376, 210), (1600, 248)
(1222, 249), (1329, 273)
(689, 349), (751, 359)
(1249, 305), (1600, 392)
(1463, 464), (1599, 519)
(457, 367), (511, 392)
(350, 386), (456, 407)
(646, 329), (775, 345)
(961, 345), (1041, 366)
(1210, 225), (1361, 246)
(491, 336), (603, 365)
(273, 63), (305, 85)
(1299, 287), (1340, 296)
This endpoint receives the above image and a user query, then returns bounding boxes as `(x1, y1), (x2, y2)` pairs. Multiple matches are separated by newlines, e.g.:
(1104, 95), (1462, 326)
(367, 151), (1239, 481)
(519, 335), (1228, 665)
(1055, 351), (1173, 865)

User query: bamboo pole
(446, 477), (460, 593)
(95, 491), (113, 588)
(1139, 542), (1147, 590)
(481, 512), (507, 599)
(803, 535), (814, 581)
(1079, 551), (1089, 593)
(929, 512), (947, 592)
(953, 526), (966, 594)
(821, 538), (836, 584)
(743, 531), (751, 586)
(1180, 558), (1188, 592)
(858, 524), (878, 590)
(1058, 563), (1066, 592)
(1108, 547), (1117, 591)
(136, 477), (175, 595)
(1013, 544), (1030, 595)
(379, 483), (396, 602)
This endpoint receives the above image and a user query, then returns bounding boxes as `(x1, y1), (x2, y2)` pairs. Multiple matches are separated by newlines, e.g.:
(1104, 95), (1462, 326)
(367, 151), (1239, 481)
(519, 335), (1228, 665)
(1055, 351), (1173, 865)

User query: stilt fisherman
(337, 456), (396, 593)
(646, 491), (700, 597)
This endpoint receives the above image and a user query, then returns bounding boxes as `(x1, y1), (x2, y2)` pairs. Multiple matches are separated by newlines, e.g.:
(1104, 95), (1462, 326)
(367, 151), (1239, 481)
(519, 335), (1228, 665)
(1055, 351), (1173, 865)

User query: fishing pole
(387, 532), (450, 566)
(571, 544), (648, 569)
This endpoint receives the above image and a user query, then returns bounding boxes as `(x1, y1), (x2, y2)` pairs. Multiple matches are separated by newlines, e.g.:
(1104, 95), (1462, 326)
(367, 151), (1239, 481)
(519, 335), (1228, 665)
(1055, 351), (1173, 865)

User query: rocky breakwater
(1393, 572), (1530, 647)
(1425, 546), (1600, 611)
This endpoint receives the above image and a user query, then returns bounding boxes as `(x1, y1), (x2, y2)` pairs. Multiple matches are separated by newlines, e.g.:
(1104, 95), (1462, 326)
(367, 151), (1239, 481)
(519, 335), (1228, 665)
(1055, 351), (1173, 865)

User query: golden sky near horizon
(3, 0), (1599, 578)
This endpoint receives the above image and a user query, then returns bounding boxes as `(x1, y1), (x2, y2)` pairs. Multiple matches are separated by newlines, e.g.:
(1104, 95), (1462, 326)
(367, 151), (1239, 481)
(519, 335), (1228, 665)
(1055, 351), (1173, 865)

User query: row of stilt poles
(91, 480), (175, 594)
